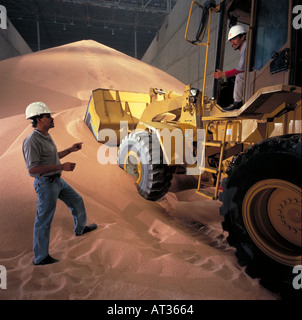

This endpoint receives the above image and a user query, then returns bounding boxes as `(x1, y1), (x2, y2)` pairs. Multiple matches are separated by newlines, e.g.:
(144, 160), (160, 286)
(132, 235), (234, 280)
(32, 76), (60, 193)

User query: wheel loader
(84, 0), (302, 297)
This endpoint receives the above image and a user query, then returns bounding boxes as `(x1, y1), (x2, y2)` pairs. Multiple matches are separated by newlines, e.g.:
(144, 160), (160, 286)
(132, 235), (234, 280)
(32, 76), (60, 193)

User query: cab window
(252, 0), (288, 71)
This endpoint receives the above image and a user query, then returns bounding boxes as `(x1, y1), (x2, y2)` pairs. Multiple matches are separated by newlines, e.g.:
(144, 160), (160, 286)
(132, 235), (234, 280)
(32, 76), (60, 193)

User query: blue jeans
(33, 176), (87, 264)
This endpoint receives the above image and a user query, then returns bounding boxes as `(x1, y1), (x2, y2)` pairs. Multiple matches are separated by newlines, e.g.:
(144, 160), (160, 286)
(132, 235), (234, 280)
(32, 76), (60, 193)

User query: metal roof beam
(56, 0), (172, 14)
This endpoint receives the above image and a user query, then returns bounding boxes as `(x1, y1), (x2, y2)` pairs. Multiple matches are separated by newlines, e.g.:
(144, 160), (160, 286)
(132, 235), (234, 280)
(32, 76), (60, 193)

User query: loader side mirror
(185, 0), (216, 45)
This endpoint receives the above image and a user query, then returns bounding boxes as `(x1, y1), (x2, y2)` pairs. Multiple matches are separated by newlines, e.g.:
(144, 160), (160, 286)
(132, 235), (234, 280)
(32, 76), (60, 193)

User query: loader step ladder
(196, 121), (231, 200)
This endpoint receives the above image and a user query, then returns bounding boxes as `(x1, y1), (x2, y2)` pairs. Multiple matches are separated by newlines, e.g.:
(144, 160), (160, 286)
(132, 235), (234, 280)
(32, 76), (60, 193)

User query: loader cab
(214, 0), (301, 107)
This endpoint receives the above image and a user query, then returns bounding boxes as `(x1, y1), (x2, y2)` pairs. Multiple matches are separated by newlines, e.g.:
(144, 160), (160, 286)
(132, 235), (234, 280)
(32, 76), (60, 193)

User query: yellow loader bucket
(84, 88), (150, 144)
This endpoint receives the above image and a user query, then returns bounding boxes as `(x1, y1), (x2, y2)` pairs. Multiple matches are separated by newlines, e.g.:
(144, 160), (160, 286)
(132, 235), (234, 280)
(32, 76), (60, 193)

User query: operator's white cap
(227, 25), (246, 41)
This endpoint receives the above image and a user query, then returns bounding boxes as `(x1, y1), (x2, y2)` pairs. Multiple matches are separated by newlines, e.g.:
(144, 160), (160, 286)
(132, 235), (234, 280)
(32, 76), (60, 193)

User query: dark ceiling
(1, 0), (178, 59)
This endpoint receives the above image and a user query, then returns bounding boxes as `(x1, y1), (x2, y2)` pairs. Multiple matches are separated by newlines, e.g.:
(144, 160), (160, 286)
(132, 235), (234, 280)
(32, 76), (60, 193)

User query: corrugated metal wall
(0, 18), (32, 61)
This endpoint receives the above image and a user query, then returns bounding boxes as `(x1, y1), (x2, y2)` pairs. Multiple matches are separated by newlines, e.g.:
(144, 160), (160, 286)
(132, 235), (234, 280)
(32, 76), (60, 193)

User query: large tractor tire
(219, 134), (302, 298)
(118, 131), (173, 201)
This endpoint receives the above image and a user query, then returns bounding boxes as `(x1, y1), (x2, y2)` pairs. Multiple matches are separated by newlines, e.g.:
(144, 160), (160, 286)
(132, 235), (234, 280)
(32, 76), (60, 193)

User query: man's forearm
(58, 148), (71, 159)
(58, 143), (83, 159)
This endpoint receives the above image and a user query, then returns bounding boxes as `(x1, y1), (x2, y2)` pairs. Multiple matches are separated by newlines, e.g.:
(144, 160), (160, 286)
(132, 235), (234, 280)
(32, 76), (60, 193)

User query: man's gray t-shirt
(22, 129), (61, 177)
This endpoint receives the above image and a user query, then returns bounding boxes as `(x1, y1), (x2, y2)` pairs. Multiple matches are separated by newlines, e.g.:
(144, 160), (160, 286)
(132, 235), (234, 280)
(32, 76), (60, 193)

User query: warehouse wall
(0, 18), (32, 61)
(142, 0), (239, 97)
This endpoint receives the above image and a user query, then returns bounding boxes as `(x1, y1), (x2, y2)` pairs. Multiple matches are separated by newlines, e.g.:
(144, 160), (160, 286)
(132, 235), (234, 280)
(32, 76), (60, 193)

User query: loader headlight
(190, 88), (199, 97)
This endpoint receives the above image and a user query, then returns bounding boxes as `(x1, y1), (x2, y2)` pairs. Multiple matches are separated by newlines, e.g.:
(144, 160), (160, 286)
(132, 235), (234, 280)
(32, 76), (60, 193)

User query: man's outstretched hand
(212, 69), (226, 79)
(69, 142), (83, 153)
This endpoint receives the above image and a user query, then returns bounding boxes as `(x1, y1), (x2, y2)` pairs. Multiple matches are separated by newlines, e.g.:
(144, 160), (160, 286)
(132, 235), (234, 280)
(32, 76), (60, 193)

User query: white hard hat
(25, 102), (53, 119)
(227, 25), (246, 41)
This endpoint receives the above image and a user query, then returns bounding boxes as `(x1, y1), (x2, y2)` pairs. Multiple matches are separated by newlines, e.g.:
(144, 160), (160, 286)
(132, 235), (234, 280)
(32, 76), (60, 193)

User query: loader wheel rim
(123, 151), (142, 185)
(242, 179), (302, 266)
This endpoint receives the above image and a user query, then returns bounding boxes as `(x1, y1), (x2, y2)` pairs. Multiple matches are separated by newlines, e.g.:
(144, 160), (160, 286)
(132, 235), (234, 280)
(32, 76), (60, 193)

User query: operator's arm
(58, 142), (83, 159)
(212, 68), (243, 79)
(224, 68), (243, 77)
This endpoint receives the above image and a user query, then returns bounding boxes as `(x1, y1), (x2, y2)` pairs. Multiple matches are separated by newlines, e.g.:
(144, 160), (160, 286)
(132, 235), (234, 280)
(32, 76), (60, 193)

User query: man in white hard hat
(22, 102), (97, 265)
(212, 24), (247, 111)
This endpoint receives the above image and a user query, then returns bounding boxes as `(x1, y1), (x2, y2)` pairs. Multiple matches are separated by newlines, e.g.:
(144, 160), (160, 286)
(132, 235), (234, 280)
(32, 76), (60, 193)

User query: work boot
(76, 223), (97, 236)
(34, 254), (59, 266)
(223, 101), (243, 111)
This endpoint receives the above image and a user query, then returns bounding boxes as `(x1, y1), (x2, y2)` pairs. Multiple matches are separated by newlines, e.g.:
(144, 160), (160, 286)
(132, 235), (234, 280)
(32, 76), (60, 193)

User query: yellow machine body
(84, 0), (302, 289)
